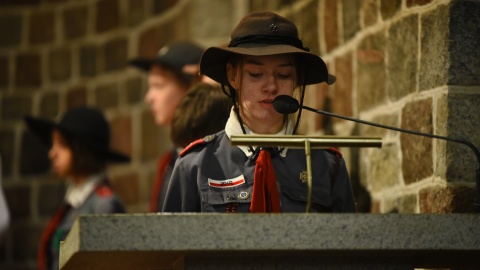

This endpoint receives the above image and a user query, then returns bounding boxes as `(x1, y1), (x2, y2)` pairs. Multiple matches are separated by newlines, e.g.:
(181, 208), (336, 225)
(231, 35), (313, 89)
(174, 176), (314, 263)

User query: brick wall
(1, 0), (479, 268)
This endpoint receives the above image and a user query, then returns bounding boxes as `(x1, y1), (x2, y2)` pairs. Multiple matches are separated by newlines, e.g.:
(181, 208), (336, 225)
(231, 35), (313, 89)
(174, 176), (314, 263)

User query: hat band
(229, 35), (309, 52)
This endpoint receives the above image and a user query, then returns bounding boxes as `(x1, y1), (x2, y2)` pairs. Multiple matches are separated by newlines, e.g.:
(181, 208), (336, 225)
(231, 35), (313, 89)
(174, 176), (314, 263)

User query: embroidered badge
(237, 191), (250, 200)
(299, 170), (308, 184)
(208, 175), (245, 188)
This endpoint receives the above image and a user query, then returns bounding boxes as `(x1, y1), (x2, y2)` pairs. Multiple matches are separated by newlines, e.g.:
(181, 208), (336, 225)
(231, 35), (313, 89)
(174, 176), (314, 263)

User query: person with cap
(128, 41), (207, 212)
(162, 11), (356, 213)
(24, 107), (129, 270)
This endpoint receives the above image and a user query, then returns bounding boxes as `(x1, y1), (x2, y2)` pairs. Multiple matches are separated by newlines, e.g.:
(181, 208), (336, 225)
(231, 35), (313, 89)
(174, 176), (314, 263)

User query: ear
(226, 63), (239, 89)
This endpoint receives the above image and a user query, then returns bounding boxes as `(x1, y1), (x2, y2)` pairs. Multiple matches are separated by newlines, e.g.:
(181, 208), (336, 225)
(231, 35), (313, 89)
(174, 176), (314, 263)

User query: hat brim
(200, 45), (335, 86)
(128, 58), (195, 84)
(128, 58), (179, 73)
(24, 116), (130, 163)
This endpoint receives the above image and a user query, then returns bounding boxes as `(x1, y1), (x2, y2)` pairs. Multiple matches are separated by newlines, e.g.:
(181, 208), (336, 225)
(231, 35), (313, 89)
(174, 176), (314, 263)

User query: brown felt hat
(200, 11), (335, 86)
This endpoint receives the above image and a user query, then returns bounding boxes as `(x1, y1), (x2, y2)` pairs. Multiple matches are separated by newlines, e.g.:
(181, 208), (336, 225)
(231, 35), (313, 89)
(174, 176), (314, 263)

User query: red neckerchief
(37, 204), (70, 270)
(250, 149), (281, 212)
(149, 151), (174, 212)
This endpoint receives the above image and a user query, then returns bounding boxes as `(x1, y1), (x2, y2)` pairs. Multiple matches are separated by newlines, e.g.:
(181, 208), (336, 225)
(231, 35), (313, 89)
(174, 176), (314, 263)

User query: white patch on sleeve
(208, 175), (245, 188)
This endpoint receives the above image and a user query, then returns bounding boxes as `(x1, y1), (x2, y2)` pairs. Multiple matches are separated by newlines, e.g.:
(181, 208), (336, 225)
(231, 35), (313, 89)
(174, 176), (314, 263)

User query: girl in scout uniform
(128, 42), (205, 212)
(24, 106), (129, 270)
(162, 11), (356, 213)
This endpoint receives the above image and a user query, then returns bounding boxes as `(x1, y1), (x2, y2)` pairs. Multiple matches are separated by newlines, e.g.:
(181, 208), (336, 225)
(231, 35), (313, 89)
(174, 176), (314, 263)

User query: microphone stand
(301, 106), (480, 213)
(230, 135), (382, 213)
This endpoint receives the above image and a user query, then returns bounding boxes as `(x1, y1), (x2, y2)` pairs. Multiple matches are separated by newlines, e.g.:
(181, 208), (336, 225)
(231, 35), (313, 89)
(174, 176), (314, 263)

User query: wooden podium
(59, 213), (480, 270)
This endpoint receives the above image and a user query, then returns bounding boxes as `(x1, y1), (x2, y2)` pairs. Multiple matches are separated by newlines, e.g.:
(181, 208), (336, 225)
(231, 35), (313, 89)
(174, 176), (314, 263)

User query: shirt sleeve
(162, 157), (201, 212)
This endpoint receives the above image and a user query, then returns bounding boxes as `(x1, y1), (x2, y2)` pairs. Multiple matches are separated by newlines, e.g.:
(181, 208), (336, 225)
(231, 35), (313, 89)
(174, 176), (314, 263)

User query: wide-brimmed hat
(24, 107), (130, 163)
(200, 11), (336, 86)
(128, 41), (204, 84)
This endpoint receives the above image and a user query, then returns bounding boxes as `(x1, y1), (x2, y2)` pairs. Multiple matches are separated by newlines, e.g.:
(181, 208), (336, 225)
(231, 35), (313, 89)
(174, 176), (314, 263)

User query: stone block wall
(1, 0), (479, 268)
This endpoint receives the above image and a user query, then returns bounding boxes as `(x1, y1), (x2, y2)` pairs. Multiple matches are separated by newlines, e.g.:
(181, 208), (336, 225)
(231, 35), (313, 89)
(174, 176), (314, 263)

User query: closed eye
(248, 72), (262, 78)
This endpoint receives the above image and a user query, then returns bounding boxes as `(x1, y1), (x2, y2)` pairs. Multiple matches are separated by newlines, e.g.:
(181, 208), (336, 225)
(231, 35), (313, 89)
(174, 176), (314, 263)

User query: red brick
(381, 0), (401, 20)
(314, 82), (330, 132)
(63, 5), (88, 40)
(96, 0), (119, 33)
(111, 172), (139, 204)
(67, 86), (87, 109)
(400, 98), (433, 184)
(324, 0), (339, 52)
(332, 53), (353, 123)
(95, 83), (118, 109)
(419, 185), (476, 213)
(363, 0), (378, 27)
(0, 56), (8, 87)
(15, 53), (41, 88)
(110, 114), (132, 157)
(49, 48), (71, 81)
(29, 11), (55, 44)
(1, 94), (32, 121)
(0, 14), (22, 47)
(104, 37), (127, 72)
(137, 26), (168, 58)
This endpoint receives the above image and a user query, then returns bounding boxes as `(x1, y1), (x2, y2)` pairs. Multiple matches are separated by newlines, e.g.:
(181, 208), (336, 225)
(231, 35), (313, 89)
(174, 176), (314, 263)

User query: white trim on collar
(225, 107), (291, 157)
(64, 174), (104, 208)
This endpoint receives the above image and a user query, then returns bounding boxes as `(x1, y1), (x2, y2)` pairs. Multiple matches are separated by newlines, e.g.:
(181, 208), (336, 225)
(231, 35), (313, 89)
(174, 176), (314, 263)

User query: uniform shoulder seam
(179, 134), (216, 157)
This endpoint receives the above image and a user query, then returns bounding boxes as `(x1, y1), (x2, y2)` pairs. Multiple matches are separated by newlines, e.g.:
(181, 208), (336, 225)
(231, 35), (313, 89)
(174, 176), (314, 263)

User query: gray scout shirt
(162, 112), (356, 213)
(46, 175), (124, 270)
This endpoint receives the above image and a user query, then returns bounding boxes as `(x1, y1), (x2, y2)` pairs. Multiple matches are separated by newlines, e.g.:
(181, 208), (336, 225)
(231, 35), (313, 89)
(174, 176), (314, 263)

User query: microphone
(273, 95), (480, 213)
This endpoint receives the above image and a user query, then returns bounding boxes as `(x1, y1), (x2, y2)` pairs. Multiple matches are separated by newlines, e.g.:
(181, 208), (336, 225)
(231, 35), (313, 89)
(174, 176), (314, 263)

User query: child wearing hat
(162, 11), (356, 213)
(128, 41), (207, 212)
(24, 106), (129, 270)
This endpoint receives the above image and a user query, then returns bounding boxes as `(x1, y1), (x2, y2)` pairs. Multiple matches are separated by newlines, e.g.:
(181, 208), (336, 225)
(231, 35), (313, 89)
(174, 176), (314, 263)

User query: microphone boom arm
(303, 106), (480, 212)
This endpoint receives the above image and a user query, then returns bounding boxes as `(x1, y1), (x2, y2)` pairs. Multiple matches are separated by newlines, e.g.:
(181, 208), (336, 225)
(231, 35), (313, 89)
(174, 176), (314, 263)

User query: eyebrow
(244, 59), (293, 67)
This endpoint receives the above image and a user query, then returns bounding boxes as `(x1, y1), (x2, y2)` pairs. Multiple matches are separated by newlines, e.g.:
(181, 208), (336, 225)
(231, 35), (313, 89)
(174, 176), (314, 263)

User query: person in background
(0, 154), (10, 245)
(162, 11), (356, 213)
(150, 82), (232, 208)
(24, 106), (129, 270)
(128, 41), (206, 212)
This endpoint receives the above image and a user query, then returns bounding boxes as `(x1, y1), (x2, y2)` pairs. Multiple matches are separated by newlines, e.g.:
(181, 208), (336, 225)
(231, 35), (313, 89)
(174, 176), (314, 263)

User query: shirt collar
(225, 107), (292, 157)
(65, 174), (104, 208)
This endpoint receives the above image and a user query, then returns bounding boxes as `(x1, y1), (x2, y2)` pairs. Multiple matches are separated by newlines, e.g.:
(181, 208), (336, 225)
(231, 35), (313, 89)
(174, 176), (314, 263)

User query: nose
(48, 146), (56, 160)
(262, 75), (279, 95)
(144, 88), (153, 104)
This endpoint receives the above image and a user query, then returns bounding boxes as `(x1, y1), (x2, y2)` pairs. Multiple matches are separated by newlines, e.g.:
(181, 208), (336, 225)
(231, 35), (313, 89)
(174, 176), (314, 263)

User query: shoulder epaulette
(179, 134), (216, 157)
(326, 147), (342, 157)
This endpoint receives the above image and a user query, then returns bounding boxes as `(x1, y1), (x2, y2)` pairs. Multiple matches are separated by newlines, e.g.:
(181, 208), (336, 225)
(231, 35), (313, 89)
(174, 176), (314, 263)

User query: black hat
(200, 11), (336, 86)
(24, 107), (130, 163)
(128, 41), (204, 83)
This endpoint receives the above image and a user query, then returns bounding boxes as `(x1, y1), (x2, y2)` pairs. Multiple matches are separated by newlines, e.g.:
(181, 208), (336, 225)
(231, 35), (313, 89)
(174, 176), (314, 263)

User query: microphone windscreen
(273, 95), (300, 114)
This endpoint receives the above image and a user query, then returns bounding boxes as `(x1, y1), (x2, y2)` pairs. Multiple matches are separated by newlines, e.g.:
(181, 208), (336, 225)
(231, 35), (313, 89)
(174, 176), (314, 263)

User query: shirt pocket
(200, 177), (253, 212)
(281, 185), (333, 212)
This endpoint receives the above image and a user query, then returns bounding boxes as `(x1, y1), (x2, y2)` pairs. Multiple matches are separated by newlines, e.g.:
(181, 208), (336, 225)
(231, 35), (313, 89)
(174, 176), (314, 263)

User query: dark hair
(170, 83), (232, 148)
(61, 130), (107, 176)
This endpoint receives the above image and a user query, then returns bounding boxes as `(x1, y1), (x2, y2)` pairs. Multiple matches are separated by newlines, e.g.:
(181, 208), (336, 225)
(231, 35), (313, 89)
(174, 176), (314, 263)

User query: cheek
(59, 148), (73, 168)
